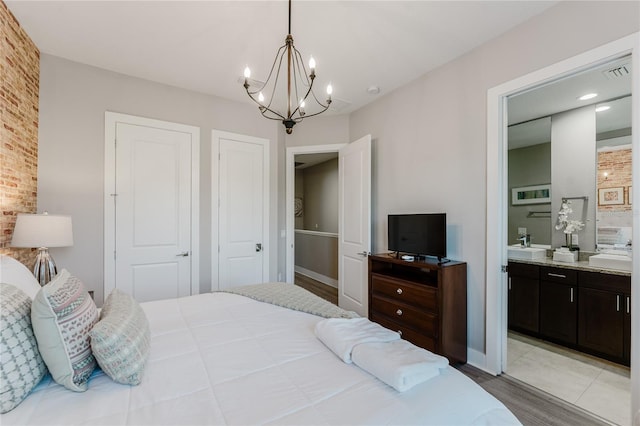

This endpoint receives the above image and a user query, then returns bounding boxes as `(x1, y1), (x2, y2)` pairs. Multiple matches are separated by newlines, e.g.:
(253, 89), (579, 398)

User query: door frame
(485, 33), (639, 420)
(104, 111), (200, 300)
(211, 130), (270, 291)
(285, 144), (347, 283)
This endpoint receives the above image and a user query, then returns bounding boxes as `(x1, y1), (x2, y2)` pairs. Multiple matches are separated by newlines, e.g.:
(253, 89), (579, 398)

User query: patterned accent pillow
(90, 289), (150, 385)
(31, 269), (98, 392)
(0, 283), (47, 413)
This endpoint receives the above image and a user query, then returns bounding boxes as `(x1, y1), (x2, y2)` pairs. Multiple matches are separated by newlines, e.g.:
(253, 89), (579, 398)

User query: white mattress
(3, 292), (521, 425)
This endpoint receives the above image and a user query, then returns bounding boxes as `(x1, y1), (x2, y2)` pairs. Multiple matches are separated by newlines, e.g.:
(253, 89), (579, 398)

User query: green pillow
(0, 283), (47, 413)
(90, 289), (150, 385)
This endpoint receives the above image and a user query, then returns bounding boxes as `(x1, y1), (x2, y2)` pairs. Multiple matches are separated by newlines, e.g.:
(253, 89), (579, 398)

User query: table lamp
(11, 212), (74, 286)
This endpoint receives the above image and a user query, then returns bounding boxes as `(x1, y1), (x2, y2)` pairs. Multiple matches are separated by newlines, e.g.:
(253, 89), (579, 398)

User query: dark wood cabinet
(578, 271), (630, 364)
(508, 262), (539, 334)
(539, 267), (577, 345)
(507, 262), (631, 366)
(368, 254), (467, 364)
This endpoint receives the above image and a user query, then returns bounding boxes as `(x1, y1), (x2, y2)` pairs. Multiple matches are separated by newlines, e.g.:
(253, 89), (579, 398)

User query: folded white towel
(314, 317), (400, 363)
(351, 339), (449, 392)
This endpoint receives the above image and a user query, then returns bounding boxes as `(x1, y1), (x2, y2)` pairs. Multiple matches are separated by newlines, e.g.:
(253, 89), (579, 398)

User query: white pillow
(0, 255), (40, 300)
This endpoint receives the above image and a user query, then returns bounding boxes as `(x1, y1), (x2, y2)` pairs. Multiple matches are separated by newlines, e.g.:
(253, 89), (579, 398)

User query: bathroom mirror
(507, 56), (632, 251)
(595, 95), (632, 249)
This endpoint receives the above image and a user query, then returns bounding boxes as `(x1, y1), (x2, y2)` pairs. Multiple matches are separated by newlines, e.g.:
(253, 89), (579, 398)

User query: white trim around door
(486, 32), (639, 423)
(104, 111), (200, 301)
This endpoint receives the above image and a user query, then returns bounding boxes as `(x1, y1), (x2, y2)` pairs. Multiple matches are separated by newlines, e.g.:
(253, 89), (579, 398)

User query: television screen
(388, 213), (446, 259)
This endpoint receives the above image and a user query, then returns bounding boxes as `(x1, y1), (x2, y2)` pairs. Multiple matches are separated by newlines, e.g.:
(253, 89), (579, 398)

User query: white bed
(1, 257), (520, 425)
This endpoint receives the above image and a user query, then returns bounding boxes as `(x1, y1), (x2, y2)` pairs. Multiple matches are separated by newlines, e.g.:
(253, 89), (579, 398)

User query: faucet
(518, 234), (531, 247)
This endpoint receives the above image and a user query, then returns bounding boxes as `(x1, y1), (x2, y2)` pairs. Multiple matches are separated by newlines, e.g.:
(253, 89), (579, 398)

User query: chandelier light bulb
(244, 67), (251, 79)
(309, 57), (316, 70)
(326, 84), (333, 96)
(258, 92), (265, 102)
(300, 99), (306, 108)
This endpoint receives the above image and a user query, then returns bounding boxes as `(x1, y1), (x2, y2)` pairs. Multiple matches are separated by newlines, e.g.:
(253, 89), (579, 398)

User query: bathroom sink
(507, 245), (547, 260)
(588, 253), (632, 272)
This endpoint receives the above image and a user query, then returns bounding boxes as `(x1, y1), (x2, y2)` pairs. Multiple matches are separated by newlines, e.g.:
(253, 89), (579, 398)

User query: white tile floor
(506, 332), (631, 426)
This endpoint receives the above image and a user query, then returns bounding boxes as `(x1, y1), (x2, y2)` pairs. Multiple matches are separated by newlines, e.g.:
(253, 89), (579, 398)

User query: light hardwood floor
(294, 272), (338, 304)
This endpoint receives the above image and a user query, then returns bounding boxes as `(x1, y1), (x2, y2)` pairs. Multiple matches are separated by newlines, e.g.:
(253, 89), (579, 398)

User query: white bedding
(2, 292), (520, 425)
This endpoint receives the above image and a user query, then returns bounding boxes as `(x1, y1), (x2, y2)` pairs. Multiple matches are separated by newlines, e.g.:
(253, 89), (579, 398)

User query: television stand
(368, 253), (467, 364)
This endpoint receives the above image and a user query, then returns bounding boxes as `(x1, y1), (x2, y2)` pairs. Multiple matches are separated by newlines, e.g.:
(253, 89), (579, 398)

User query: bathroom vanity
(508, 258), (631, 366)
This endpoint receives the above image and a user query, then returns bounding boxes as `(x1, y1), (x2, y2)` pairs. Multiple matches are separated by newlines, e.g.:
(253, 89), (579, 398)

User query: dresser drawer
(371, 274), (438, 312)
(371, 313), (438, 353)
(371, 296), (438, 336)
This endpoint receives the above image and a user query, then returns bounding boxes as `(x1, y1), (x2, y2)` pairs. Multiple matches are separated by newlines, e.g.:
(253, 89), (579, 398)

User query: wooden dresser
(368, 254), (467, 364)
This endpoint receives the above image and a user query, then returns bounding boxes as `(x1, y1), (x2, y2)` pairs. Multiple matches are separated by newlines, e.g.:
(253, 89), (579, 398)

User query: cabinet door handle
(627, 296), (631, 314)
(397, 288), (403, 295)
(396, 309), (403, 316)
(508, 277), (511, 291)
(570, 288), (574, 303)
(616, 295), (620, 312)
(547, 273), (566, 279)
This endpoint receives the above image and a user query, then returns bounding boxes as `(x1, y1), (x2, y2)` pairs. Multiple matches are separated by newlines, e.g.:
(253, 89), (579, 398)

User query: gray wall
(38, 54), (284, 306)
(303, 158), (339, 233)
(347, 1), (638, 355)
(508, 143), (551, 246)
(551, 106), (597, 251)
(35, 1), (639, 359)
(294, 231), (338, 281)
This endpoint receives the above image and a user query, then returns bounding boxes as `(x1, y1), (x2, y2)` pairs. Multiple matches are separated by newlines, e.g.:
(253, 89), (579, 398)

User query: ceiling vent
(602, 63), (631, 80)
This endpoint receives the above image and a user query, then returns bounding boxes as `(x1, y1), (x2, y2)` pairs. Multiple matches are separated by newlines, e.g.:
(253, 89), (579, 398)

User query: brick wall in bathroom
(0, 1), (40, 267)
(597, 148), (632, 212)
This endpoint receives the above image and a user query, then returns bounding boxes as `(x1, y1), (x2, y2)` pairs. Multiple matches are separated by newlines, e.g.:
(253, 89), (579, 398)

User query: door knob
(176, 251), (189, 257)
(256, 243), (263, 252)
(357, 251), (369, 257)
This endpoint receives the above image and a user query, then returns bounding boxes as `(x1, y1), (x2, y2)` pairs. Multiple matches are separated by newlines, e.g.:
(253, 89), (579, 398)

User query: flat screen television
(388, 213), (447, 260)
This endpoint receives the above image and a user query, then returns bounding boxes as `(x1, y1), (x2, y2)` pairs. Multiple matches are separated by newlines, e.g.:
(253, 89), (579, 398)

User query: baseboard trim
(294, 266), (338, 288)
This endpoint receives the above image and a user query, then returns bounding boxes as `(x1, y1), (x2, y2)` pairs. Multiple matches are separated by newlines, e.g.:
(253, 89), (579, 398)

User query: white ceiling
(6, 0), (559, 116)
(508, 56), (632, 149)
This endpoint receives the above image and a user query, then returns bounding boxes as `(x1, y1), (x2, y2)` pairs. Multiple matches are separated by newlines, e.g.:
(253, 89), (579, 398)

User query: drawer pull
(547, 273), (566, 279)
(397, 330), (403, 336)
(397, 288), (403, 295)
(396, 309), (403, 316)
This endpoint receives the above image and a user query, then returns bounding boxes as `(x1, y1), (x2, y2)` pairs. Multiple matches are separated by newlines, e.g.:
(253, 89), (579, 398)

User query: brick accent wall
(597, 148), (632, 212)
(0, 1), (39, 266)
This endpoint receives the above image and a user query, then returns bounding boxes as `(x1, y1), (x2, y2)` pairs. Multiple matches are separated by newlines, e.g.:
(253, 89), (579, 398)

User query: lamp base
(33, 247), (57, 286)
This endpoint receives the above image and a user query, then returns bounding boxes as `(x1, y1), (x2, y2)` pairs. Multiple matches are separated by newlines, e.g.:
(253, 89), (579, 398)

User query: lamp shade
(11, 213), (73, 248)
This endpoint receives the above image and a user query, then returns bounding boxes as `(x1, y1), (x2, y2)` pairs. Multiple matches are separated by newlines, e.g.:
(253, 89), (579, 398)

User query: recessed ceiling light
(595, 105), (611, 112)
(578, 93), (598, 101)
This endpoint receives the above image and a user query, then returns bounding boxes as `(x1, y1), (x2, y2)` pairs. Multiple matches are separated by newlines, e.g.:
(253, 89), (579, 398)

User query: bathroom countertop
(507, 256), (631, 277)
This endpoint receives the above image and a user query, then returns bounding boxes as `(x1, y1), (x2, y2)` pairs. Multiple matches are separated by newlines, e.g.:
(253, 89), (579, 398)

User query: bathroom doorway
(479, 30), (640, 424)
(504, 55), (632, 425)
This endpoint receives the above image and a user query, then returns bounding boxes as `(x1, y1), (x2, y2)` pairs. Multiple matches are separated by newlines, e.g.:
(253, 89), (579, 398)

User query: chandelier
(242, 0), (332, 134)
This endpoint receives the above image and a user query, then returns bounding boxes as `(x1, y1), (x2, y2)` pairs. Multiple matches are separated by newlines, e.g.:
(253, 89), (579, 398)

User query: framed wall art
(598, 187), (624, 206)
(511, 184), (551, 205)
